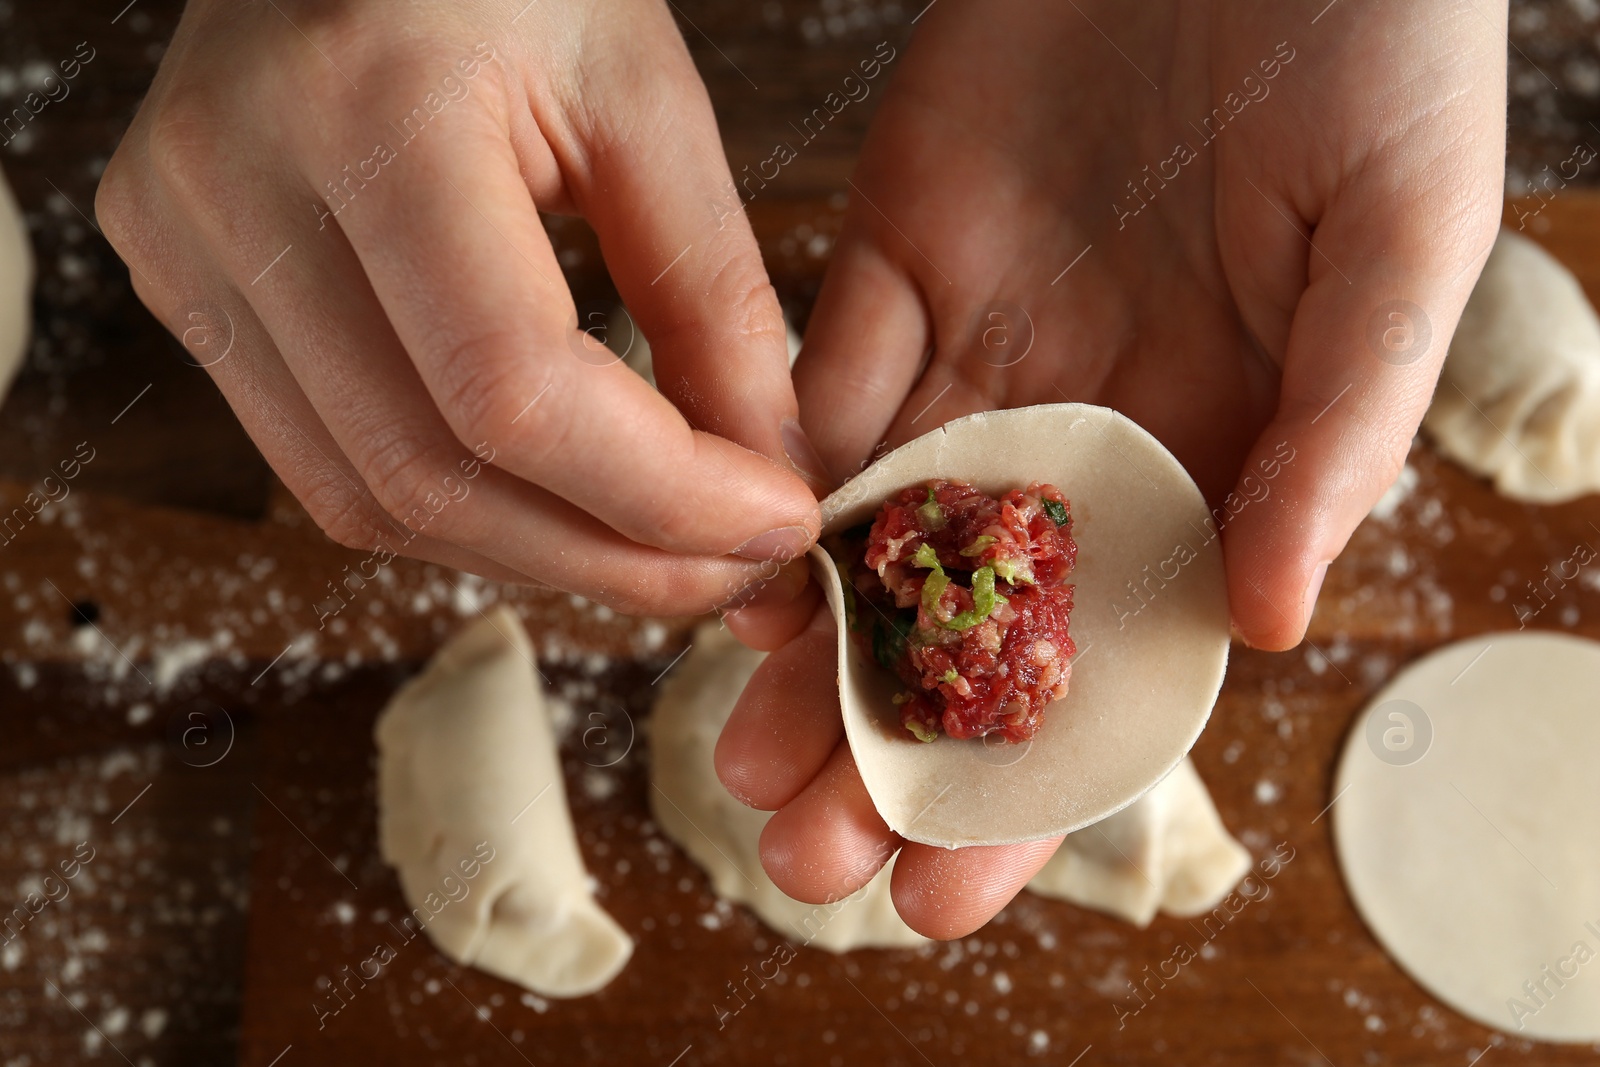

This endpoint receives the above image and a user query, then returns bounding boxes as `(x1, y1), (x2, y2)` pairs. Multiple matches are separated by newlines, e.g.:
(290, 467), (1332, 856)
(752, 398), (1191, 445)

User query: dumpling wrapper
(1332, 631), (1600, 1043)
(651, 624), (1248, 940)
(375, 605), (633, 997)
(812, 403), (1230, 848)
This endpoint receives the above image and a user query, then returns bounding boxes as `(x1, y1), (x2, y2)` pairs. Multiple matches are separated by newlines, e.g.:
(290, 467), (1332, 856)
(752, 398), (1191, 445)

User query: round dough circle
(813, 403), (1230, 847)
(1333, 632), (1600, 1042)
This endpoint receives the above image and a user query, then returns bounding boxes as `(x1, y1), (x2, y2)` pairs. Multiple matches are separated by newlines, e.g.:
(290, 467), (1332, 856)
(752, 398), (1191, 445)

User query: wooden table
(3, 2), (1600, 1064)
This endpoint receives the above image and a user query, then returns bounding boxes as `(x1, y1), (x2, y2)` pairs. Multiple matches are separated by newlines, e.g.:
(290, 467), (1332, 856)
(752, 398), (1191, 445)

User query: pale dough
(812, 403), (1231, 848)
(649, 625), (925, 952)
(1333, 631), (1600, 1042)
(0, 167), (32, 401)
(651, 623), (1250, 946)
(1028, 757), (1251, 928)
(375, 605), (633, 997)
(1425, 228), (1600, 503)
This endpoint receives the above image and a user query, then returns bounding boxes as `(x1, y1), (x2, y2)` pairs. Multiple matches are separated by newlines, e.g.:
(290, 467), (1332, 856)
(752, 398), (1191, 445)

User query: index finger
(321, 85), (819, 561)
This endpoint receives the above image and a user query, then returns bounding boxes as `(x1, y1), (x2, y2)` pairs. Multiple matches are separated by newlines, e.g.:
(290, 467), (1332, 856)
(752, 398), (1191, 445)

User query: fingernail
(1303, 560), (1331, 625)
(732, 524), (813, 563)
(781, 418), (834, 490)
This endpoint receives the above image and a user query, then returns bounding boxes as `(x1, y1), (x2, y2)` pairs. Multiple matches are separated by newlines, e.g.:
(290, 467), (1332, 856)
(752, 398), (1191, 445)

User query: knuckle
(436, 333), (567, 460)
(720, 269), (787, 345)
(93, 149), (147, 260)
(361, 435), (454, 532)
(434, 334), (512, 432)
(599, 585), (658, 618)
(642, 486), (711, 548)
(666, 255), (786, 352)
(304, 482), (386, 552)
(588, 559), (720, 618)
(318, 506), (381, 553)
(608, 575), (696, 618)
(147, 97), (229, 205)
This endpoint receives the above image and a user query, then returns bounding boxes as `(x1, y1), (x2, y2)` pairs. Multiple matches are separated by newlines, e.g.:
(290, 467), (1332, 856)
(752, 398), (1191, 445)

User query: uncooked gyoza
(1027, 758), (1250, 927)
(651, 623), (1250, 946)
(1424, 228), (1600, 503)
(0, 167), (32, 402)
(375, 606), (632, 997)
(650, 625), (926, 952)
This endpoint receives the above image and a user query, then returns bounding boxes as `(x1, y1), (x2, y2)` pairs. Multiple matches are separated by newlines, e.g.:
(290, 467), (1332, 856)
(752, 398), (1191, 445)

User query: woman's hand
(720, 0), (1506, 938)
(96, 0), (824, 615)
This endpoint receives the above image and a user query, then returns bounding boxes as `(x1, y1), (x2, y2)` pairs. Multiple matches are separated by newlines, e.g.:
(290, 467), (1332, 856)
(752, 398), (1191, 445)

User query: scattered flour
(1368, 464), (1420, 523)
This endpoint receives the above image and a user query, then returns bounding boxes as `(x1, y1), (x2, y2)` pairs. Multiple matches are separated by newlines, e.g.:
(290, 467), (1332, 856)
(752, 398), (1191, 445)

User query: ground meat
(834, 479), (1077, 743)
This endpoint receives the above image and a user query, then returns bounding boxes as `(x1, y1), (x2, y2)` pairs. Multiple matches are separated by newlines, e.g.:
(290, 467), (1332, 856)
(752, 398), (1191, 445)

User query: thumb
(1222, 168), (1503, 650)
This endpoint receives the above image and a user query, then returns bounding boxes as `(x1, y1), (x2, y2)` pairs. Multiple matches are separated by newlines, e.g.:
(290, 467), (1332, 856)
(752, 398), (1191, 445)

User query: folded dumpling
(376, 606), (632, 997)
(1028, 757), (1252, 927)
(651, 625), (925, 953)
(1425, 228), (1600, 503)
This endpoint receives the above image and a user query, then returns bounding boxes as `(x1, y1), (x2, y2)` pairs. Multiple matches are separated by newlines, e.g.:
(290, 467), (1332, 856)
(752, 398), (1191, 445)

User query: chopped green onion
(1042, 498), (1070, 527)
(905, 719), (939, 743)
(959, 534), (997, 557)
(919, 556), (950, 619)
(940, 668), (959, 684)
(941, 566), (1006, 631)
(916, 549), (1006, 631)
(916, 488), (946, 530)
(992, 557), (1035, 586)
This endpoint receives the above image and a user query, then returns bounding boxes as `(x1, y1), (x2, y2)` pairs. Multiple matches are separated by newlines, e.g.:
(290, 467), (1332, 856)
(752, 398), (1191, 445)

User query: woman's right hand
(97, 0), (824, 615)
